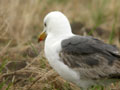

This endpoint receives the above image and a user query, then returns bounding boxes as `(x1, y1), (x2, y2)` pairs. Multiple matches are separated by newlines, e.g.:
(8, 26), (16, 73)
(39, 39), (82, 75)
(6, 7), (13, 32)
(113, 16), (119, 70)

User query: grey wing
(60, 36), (120, 80)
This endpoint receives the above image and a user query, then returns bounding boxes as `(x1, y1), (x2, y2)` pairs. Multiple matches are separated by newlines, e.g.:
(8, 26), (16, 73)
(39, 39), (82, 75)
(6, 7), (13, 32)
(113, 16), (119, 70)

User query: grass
(0, 80), (6, 90)
(108, 18), (116, 44)
(0, 78), (13, 90)
(0, 60), (13, 90)
(108, 3), (119, 44)
(0, 0), (120, 90)
(0, 59), (7, 73)
(90, 85), (104, 90)
(5, 82), (13, 90)
(88, 0), (109, 35)
(28, 41), (39, 55)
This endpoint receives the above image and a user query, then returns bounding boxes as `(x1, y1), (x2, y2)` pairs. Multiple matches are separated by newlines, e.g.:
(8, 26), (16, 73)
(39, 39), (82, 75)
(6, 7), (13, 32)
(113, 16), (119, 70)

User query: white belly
(45, 42), (79, 82)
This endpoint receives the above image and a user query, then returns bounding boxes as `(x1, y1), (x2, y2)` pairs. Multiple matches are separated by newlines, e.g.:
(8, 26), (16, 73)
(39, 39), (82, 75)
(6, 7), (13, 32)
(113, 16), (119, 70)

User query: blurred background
(0, 0), (120, 90)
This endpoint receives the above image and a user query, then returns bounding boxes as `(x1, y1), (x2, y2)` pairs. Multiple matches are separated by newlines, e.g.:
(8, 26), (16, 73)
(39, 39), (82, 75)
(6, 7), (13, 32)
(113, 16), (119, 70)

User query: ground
(0, 0), (120, 90)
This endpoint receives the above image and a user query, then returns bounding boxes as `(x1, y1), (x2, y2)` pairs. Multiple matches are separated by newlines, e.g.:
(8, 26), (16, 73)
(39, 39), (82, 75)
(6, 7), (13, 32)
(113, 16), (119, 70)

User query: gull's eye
(44, 23), (47, 27)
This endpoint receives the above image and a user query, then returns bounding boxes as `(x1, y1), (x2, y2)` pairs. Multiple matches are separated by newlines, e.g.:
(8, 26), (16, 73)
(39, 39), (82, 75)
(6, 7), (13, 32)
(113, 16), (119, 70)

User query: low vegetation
(0, 0), (120, 90)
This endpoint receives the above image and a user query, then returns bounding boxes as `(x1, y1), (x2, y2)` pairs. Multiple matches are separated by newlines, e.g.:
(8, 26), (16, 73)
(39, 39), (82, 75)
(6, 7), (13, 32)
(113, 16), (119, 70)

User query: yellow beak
(38, 30), (46, 42)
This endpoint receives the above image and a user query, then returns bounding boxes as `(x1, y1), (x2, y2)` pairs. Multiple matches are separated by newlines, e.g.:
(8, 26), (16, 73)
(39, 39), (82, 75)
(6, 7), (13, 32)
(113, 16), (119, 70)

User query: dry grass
(0, 0), (120, 90)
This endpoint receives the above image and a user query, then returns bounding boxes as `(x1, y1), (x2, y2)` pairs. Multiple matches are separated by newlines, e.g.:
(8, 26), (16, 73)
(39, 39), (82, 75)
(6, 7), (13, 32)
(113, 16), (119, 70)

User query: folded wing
(60, 36), (120, 80)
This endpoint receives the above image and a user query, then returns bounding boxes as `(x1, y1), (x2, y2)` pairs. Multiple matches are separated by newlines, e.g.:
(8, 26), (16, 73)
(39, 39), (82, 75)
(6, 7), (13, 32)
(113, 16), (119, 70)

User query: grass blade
(0, 60), (8, 73)
(108, 4), (118, 44)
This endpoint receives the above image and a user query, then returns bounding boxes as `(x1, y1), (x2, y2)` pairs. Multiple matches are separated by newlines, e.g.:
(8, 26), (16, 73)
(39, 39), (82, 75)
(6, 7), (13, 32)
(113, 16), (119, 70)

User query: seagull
(38, 11), (120, 90)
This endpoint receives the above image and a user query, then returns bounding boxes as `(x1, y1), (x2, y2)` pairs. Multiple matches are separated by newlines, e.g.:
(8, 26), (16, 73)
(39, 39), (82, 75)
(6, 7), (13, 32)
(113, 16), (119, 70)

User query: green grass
(0, 59), (8, 73)
(29, 41), (39, 55)
(0, 80), (6, 90)
(90, 85), (104, 90)
(88, 0), (109, 35)
(108, 4), (119, 44)
(46, 0), (70, 5)
(0, 77), (13, 90)
(0, 60), (13, 90)
(6, 82), (13, 90)
(39, 57), (47, 68)
(108, 20), (116, 44)
(63, 82), (71, 90)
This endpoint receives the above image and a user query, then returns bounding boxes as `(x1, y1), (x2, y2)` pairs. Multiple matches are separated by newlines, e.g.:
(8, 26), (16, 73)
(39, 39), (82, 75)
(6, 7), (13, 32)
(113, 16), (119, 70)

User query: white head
(44, 11), (72, 35)
(38, 11), (73, 42)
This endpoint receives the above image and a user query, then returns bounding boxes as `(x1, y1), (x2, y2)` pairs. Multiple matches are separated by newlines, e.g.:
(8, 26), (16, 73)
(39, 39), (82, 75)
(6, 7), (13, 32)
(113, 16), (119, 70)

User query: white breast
(44, 35), (80, 83)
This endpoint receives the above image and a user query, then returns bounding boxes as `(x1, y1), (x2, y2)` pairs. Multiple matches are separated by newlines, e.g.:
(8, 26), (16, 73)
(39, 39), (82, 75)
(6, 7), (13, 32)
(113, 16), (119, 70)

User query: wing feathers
(60, 36), (120, 79)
